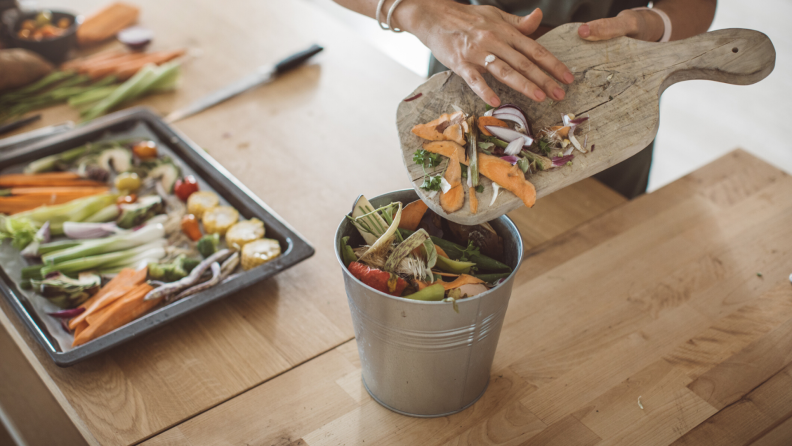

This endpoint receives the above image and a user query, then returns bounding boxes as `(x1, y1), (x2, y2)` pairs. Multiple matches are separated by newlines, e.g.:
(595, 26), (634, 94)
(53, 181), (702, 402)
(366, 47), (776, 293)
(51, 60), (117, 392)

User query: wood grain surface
(0, 1), (625, 446)
(396, 25), (776, 225)
(142, 150), (792, 446)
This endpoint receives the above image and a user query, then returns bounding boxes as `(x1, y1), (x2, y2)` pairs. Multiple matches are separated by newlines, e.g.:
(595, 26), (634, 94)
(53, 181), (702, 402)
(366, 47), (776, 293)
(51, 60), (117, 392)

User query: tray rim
(0, 107), (315, 366)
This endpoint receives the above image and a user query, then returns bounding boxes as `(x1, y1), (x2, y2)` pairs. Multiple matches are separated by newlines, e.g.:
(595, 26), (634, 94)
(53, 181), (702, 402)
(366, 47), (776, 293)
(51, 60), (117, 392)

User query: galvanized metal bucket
(335, 189), (523, 417)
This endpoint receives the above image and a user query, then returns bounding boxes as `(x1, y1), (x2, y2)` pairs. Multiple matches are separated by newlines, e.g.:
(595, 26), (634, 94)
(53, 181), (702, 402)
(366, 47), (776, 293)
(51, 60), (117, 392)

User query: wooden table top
(134, 149), (792, 446)
(2, 2), (791, 446)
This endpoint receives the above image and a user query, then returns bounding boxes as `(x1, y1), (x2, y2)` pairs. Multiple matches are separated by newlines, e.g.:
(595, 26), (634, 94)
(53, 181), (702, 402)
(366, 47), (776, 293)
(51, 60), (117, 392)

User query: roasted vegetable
(187, 190), (219, 219)
(225, 218), (264, 250)
(180, 214), (202, 241)
(435, 255), (475, 275)
(348, 261), (407, 296)
(403, 283), (445, 301)
(197, 233), (220, 258)
(30, 271), (101, 309)
(173, 175), (199, 201)
(241, 238), (281, 270)
(147, 254), (200, 282)
(202, 206), (239, 235)
(148, 162), (180, 193)
(131, 140), (157, 159)
(117, 195), (163, 229)
(114, 171), (140, 191)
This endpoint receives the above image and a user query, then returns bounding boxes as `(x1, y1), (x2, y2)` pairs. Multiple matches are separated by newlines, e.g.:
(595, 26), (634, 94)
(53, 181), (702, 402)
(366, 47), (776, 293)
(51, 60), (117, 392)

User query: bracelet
(632, 6), (672, 42)
(376, 0), (405, 33)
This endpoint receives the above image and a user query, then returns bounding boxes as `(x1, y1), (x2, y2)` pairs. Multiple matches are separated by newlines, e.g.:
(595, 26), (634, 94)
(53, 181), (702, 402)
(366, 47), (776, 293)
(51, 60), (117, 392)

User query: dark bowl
(3, 9), (81, 64)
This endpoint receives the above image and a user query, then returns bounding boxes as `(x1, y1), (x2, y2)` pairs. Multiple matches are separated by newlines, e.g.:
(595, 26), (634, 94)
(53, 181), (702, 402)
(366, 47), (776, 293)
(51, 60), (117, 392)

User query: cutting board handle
(658, 28), (775, 94)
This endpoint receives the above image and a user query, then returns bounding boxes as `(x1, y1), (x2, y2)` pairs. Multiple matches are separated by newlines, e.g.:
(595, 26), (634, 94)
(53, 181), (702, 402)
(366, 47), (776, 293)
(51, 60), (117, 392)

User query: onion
(563, 147), (574, 157)
(490, 183), (501, 206)
(495, 104), (532, 136)
(484, 108), (494, 117)
(48, 307), (86, 319)
(551, 154), (575, 167)
(63, 221), (121, 239)
(493, 110), (529, 133)
(440, 177), (452, 194)
(500, 155), (519, 165)
(118, 26), (154, 51)
(503, 139), (523, 157)
(486, 126), (533, 146)
(570, 116), (589, 125)
(569, 132), (586, 153)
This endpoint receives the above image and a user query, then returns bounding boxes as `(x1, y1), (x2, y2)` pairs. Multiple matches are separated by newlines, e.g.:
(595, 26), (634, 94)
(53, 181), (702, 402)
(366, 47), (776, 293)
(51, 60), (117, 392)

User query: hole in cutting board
(732, 47), (739, 53)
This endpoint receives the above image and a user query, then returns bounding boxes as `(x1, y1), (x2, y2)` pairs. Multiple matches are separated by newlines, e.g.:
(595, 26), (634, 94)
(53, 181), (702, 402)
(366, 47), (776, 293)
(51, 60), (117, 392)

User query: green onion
(42, 224), (165, 265)
(41, 240), (166, 276)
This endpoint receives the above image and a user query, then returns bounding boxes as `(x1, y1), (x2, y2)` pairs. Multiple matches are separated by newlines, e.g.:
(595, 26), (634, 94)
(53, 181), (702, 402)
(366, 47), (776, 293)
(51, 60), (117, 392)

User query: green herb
(459, 240), (481, 263)
(484, 104), (493, 111)
(482, 135), (508, 149)
(538, 139), (552, 156)
(412, 149), (441, 168)
(475, 184), (484, 193)
(478, 142), (494, 151)
(420, 174), (443, 191)
(757, 272), (763, 277)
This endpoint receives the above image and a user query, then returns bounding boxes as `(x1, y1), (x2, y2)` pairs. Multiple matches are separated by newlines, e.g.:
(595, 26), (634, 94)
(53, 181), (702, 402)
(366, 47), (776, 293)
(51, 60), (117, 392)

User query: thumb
(578, 16), (635, 41)
(509, 8), (543, 36)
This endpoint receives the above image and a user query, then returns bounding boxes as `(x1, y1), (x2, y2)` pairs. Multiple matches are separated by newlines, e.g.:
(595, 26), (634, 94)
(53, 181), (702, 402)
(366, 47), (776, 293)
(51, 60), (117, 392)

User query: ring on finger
(484, 54), (496, 67)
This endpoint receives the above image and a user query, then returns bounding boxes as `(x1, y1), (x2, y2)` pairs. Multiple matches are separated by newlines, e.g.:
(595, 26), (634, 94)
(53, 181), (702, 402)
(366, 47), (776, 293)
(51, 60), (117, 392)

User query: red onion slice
(500, 155), (519, 165)
(493, 109), (529, 132)
(495, 104), (532, 136)
(551, 154), (575, 167)
(486, 126), (533, 146)
(48, 307), (86, 319)
(503, 139), (523, 157)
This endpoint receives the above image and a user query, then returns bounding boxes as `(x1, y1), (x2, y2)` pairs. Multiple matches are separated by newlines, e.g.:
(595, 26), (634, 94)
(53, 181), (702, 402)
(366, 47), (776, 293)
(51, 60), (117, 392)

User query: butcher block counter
(1, 0), (791, 445)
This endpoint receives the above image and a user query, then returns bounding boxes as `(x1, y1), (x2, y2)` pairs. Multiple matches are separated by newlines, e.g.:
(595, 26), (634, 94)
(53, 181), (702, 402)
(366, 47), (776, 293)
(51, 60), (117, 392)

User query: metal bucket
(335, 189), (524, 417)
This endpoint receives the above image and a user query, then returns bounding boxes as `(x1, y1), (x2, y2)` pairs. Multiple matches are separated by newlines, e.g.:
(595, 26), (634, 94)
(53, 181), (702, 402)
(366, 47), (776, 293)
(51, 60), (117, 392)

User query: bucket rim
(334, 188), (524, 305)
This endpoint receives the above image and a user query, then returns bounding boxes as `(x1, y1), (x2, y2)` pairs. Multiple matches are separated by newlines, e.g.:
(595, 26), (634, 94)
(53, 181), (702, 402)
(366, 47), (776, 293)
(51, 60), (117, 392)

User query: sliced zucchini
(147, 162), (181, 193)
(98, 147), (133, 173)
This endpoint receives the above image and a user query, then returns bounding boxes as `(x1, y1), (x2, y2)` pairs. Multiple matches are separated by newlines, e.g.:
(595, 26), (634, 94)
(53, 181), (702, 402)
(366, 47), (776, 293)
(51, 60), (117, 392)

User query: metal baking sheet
(0, 107), (315, 366)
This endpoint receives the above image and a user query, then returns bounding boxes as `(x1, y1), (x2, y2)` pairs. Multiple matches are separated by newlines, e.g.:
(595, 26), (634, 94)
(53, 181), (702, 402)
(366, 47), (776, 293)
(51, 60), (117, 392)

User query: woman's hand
(407, 3), (575, 107)
(578, 9), (666, 42)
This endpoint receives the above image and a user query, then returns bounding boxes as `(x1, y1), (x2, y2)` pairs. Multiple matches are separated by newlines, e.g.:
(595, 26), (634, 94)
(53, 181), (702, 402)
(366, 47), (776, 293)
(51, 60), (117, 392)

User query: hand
(578, 9), (666, 42)
(407, 3), (575, 107)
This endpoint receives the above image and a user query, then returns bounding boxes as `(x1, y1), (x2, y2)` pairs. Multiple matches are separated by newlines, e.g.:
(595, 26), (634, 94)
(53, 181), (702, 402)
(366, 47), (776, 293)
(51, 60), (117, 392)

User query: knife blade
(164, 44), (323, 124)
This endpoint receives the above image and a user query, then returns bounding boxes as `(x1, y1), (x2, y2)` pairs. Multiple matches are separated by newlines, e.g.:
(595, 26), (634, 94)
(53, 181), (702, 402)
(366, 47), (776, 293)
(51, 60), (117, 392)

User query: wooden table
(2, 2), (791, 446)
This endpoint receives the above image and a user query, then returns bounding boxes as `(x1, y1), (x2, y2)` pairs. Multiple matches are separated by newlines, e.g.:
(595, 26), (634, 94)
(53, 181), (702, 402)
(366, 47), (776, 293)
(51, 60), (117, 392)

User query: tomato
(174, 176), (199, 202)
(132, 141), (158, 159)
(181, 214), (203, 241)
(116, 194), (137, 205)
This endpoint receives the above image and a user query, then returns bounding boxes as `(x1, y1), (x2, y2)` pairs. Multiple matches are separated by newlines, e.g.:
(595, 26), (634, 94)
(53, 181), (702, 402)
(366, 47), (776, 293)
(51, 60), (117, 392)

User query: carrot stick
(0, 172), (106, 188)
(0, 192), (108, 214)
(83, 52), (149, 79)
(113, 49), (186, 80)
(62, 49), (127, 71)
(69, 268), (146, 329)
(73, 282), (157, 346)
(3, 186), (109, 196)
(72, 320), (89, 339)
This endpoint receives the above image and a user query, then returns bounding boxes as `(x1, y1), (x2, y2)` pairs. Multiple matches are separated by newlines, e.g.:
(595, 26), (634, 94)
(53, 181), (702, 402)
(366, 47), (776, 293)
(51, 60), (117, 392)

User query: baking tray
(0, 107), (315, 366)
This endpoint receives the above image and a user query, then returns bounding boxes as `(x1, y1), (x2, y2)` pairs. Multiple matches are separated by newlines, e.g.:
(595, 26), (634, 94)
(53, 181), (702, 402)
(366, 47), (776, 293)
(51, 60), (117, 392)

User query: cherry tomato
(174, 176), (199, 202)
(116, 194), (137, 206)
(181, 214), (202, 241)
(132, 140), (158, 159)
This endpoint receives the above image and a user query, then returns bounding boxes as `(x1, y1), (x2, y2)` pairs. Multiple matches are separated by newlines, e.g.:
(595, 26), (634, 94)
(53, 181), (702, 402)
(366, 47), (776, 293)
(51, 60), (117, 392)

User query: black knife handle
(274, 44), (324, 74)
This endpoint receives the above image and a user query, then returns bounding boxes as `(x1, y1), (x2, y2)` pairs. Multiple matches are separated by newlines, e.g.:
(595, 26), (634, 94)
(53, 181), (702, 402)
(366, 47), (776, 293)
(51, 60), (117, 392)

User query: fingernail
(490, 96), (501, 107)
(564, 72), (574, 84)
(554, 88), (565, 100)
(534, 89), (546, 101)
(579, 24), (590, 38)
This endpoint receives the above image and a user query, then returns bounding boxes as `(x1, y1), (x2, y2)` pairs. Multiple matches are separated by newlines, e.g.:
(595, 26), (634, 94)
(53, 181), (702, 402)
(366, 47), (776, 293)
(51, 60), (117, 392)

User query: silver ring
(484, 54), (496, 67)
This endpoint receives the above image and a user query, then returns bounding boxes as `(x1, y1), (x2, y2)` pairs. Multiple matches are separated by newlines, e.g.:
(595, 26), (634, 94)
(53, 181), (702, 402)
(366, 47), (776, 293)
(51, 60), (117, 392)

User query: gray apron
(428, 0), (653, 198)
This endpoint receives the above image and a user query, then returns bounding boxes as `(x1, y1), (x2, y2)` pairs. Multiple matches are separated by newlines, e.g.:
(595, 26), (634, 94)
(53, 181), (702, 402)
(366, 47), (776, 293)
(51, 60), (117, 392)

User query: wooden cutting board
(397, 24), (776, 225)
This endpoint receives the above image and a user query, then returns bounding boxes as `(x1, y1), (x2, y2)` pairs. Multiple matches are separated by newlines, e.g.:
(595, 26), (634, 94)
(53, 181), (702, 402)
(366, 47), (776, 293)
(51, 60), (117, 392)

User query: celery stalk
(82, 65), (157, 121)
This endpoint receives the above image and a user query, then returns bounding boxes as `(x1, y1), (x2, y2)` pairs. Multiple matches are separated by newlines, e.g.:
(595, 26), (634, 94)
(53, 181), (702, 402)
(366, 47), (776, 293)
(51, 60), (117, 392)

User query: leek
(40, 240), (167, 276)
(42, 224), (165, 264)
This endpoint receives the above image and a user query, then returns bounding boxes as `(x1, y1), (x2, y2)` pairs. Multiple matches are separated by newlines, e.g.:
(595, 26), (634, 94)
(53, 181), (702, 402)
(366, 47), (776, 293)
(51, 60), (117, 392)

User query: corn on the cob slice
(202, 206), (239, 235)
(241, 238), (281, 270)
(225, 218), (264, 250)
(187, 191), (219, 219)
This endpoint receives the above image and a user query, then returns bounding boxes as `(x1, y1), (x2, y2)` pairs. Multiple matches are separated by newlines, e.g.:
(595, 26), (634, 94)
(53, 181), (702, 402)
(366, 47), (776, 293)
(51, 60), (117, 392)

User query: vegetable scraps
(344, 195), (512, 302)
(410, 104), (592, 214)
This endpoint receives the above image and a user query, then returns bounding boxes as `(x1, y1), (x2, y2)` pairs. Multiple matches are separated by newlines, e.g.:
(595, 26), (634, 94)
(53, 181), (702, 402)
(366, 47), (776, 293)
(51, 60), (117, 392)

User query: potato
(0, 49), (53, 92)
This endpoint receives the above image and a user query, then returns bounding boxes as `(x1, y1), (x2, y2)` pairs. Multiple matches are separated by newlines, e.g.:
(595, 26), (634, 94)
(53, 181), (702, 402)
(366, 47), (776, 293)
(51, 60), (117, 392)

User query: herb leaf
(420, 174), (443, 191)
(459, 240), (481, 262)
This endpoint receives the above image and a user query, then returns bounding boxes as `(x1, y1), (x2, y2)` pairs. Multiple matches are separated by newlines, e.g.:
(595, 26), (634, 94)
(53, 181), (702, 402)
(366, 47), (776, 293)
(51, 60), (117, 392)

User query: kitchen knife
(164, 44), (324, 124)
